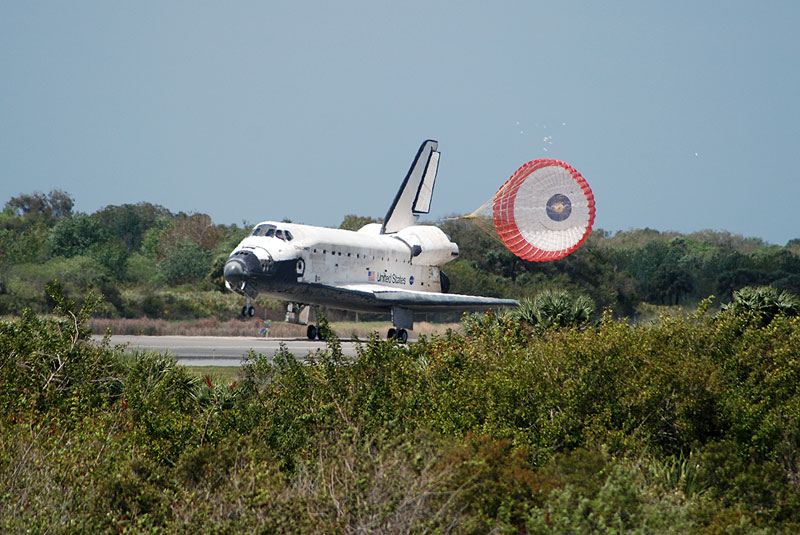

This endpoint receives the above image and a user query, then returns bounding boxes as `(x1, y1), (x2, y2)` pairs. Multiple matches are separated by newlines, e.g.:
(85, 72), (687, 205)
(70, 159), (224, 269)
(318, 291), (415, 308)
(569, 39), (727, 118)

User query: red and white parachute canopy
(492, 159), (595, 261)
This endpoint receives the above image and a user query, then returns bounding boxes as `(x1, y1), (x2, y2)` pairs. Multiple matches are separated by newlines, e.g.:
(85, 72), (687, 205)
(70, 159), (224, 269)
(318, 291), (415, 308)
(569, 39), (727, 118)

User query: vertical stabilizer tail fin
(381, 140), (439, 234)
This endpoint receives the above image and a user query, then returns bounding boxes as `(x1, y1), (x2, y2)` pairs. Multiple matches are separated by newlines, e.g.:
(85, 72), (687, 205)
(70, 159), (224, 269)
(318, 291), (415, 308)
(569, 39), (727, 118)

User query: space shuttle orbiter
(223, 140), (517, 342)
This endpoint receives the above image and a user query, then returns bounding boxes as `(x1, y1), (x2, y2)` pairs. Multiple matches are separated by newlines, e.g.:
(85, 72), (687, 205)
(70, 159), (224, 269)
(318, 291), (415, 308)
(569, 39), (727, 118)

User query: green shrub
(719, 285), (800, 325)
(526, 453), (698, 534)
(159, 239), (212, 286)
(3, 294), (800, 532)
(511, 288), (596, 332)
(0, 285), (118, 417)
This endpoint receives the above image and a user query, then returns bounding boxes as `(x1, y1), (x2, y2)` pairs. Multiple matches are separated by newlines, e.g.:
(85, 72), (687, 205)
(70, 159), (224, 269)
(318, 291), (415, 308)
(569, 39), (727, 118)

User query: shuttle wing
(337, 283), (518, 313)
(381, 140), (440, 234)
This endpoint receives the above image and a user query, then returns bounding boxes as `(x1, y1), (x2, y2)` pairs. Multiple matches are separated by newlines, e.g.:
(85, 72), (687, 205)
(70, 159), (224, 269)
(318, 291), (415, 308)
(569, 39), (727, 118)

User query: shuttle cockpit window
(251, 224), (276, 237)
(265, 228), (276, 238)
(275, 230), (284, 240)
(285, 231), (294, 241)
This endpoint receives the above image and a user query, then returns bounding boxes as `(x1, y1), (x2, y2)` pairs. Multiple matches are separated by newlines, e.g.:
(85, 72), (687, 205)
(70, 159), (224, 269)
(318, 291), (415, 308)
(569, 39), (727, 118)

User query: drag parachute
(467, 159), (595, 262)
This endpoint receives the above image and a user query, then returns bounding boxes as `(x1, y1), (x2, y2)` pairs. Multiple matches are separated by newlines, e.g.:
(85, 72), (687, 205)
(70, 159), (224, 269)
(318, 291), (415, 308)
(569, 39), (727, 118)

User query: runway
(93, 335), (360, 366)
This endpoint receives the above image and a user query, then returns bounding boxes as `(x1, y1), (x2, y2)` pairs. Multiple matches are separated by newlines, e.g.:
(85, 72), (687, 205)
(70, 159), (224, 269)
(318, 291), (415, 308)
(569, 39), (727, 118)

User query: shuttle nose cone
(223, 257), (247, 285)
(224, 249), (265, 288)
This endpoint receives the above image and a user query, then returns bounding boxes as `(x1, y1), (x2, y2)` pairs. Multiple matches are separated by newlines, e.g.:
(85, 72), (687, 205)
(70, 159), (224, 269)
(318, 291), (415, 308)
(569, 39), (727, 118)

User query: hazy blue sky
(2, 1), (798, 244)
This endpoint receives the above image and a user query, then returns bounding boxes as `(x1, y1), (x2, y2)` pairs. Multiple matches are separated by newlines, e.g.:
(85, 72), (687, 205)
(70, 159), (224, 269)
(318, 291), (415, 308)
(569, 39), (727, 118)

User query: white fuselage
(226, 221), (459, 305)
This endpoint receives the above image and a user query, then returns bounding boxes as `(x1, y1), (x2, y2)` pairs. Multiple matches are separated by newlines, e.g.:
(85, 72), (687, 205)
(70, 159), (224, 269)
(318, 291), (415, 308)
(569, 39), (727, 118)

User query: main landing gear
(287, 302), (323, 340)
(387, 328), (409, 344)
(306, 324), (324, 341)
(389, 306), (412, 344)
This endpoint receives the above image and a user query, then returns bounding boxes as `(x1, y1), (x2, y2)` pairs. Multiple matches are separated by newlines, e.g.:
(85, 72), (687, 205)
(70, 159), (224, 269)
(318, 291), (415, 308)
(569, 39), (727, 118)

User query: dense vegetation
(440, 220), (800, 319)
(2, 190), (799, 322)
(0, 190), (249, 318)
(2, 287), (800, 533)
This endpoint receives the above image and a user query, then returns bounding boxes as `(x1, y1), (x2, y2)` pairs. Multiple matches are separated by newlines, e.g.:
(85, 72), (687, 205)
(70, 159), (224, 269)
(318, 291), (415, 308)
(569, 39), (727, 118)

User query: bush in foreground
(2, 291), (800, 533)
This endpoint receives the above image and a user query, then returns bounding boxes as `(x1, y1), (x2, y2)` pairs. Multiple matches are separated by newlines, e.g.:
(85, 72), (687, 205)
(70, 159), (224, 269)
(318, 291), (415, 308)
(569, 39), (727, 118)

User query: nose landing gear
(240, 299), (255, 318)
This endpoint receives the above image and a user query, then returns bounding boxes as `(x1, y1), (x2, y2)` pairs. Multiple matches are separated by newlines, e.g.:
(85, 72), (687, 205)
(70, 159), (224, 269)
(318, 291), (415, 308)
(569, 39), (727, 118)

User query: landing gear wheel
(241, 306), (248, 318)
(397, 329), (408, 344)
(307, 324), (318, 340)
(247, 306), (255, 317)
(387, 328), (396, 340)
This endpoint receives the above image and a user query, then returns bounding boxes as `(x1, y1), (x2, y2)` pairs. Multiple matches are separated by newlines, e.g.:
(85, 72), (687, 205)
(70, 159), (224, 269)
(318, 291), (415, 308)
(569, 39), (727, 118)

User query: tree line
(1, 189), (799, 319)
(440, 219), (800, 319)
(0, 190), (246, 317)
